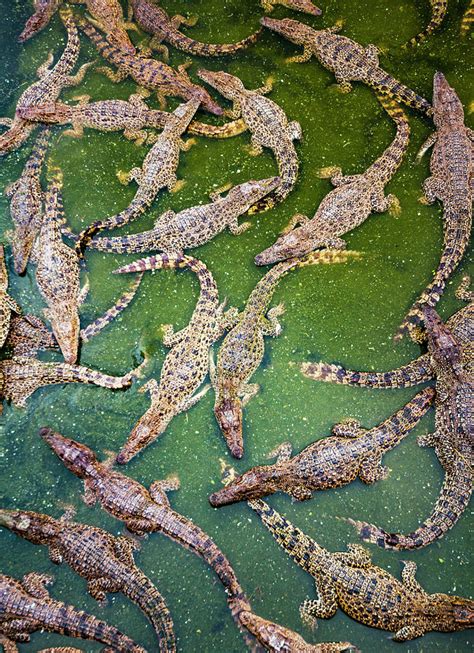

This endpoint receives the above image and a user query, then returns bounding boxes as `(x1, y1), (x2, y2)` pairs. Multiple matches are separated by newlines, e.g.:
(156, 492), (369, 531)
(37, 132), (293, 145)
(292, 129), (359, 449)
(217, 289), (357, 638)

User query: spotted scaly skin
(260, 17), (432, 115)
(461, 0), (474, 36)
(88, 176), (281, 255)
(397, 73), (473, 338)
(404, 0), (448, 48)
(261, 0), (321, 16)
(0, 640), (84, 653)
(5, 127), (51, 274)
(130, 0), (262, 58)
(0, 509), (176, 652)
(209, 388), (434, 506)
(19, 0), (63, 42)
(0, 246), (21, 349)
(248, 499), (474, 639)
(76, 99), (200, 251)
(239, 610), (356, 653)
(198, 69), (301, 210)
(255, 95), (409, 265)
(212, 249), (360, 459)
(301, 279), (473, 550)
(39, 428), (254, 644)
(0, 8), (92, 155)
(74, 14), (223, 115)
(0, 573), (146, 651)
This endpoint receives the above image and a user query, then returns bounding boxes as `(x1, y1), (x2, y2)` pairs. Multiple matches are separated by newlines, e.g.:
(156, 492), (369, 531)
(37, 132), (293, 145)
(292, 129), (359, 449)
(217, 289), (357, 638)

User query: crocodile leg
(455, 275), (473, 302)
(21, 572), (53, 599)
(263, 303), (285, 336)
(36, 51), (54, 78)
(62, 123), (84, 139)
(371, 189), (401, 216)
(96, 65), (128, 83)
(317, 166), (362, 186)
(400, 561), (427, 594)
(180, 384), (211, 410)
(239, 383), (260, 406)
(331, 419), (366, 438)
(280, 213), (309, 235)
(224, 101), (242, 121)
(161, 323), (189, 347)
(123, 128), (149, 145)
(228, 216), (251, 235)
(300, 572), (338, 628)
(171, 14), (198, 29)
(393, 624), (427, 642)
(416, 132), (437, 162)
(65, 61), (94, 86)
(358, 456), (389, 483)
(286, 45), (313, 64)
(267, 441), (293, 462)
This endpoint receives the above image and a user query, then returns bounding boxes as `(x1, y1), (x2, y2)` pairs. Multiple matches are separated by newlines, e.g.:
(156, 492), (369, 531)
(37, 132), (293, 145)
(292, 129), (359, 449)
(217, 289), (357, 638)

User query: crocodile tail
(460, 1), (474, 36)
(51, 361), (139, 388)
(369, 68), (432, 116)
(188, 117), (248, 139)
(80, 273), (143, 343)
(370, 93), (410, 181)
(27, 126), (52, 169)
(165, 27), (262, 57)
(348, 453), (472, 550)
(403, 0), (448, 48)
(0, 119), (36, 156)
(55, 7), (81, 76)
(122, 573), (176, 653)
(88, 232), (151, 254)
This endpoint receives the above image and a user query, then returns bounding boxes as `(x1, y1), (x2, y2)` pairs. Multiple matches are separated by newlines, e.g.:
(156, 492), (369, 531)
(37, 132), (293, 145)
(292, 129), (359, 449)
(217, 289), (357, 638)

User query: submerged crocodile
(77, 99), (200, 251)
(0, 508), (175, 652)
(260, 17), (432, 115)
(113, 253), (238, 464)
(261, 0), (321, 15)
(198, 69), (301, 210)
(74, 14), (223, 115)
(301, 278), (473, 550)
(397, 72), (473, 338)
(5, 127), (51, 274)
(0, 572), (146, 651)
(404, 0), (448, 47)
(0, 246), (21, 349)
(248, 499), (474, 639)
(0, 7), (92, 155)
(129, 0), (261, 59)
(19, 0), (63, 42)
(212, 249), (360, 458)
(88, 176), (280, 255)
(209, 387), (434, 506)
(255, 94), (409, 265)
(40, 428), (254, 643)
(461, 1), (474, 36)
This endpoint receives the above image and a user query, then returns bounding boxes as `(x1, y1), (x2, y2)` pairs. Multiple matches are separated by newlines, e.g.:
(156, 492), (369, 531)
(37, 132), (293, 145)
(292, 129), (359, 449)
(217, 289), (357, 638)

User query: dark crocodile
(255, 94), (409, 265)
(404, 0), (448, 47)
(0, 572), (146, 651)
(0, 508), (175, 652)
(0, 246), (21, 349)
(209, 387), (434, 506)
(248, 499), (474, 639)
(260, 17), (432, 115)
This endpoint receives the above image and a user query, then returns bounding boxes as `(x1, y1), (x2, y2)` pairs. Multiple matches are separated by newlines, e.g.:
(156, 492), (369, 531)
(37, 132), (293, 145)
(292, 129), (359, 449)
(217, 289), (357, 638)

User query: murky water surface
(0, 0), (472, 651)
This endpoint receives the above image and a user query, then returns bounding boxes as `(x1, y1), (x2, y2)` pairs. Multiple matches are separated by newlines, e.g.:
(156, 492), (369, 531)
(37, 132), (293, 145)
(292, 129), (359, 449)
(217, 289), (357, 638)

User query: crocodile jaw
(214, 397), (244, 459)
(209, 466), (280, 507)
(39, 427), (97, 478)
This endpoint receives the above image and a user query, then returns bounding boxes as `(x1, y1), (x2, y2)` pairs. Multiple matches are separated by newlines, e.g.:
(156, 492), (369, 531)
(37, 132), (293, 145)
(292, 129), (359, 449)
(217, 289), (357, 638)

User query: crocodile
(129, 0), (261, 59)
(212, 249), (360, 459)
(39, 428), (254, 642)
(404, 0), (448, 47)
(87, 176), (281, 255)
(0, 246), (21, 349)
(261, 0), (322, 15)
(19, 0), (63, 42)
(260, 17), (433, 115)
(301, 277), (473, 550)
(0, 7), (92, 155)
(74, 14), (223, 115)
(461, 0), (474, 36)
(198, 69), (301, 210)
(239, 611), (356, 652)
(255, 94), (409, 265)
(247, 498), (474, 639)
(209, 387), (435, 506)
(0, 572), (146, 651)
(5, 127), (51, 274)
(5, 273), (143, 357)
(0, 639), (84, 653)
(397, 72), (473, 339)
(0, 354), (145, 410)
(0, 508), (176, 652)
(76, 98), (200, 251)
(112, 253), (239, 464)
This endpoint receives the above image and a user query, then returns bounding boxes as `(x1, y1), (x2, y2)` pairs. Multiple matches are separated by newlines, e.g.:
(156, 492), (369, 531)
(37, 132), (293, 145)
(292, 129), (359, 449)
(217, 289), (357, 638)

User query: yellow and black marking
(403, 0), (448, 48)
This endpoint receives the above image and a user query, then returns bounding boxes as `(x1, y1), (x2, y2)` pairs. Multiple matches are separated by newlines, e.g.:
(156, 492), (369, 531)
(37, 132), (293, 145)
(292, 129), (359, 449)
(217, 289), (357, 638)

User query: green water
(0, 0), (472, 651)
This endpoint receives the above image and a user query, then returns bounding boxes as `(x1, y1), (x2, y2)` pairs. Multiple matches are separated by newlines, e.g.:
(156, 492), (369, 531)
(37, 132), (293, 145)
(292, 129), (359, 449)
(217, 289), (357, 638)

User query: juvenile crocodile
(0, 8), (92, 155)
(261, 0), (321, 15)
(113, 253), (238, 464)
(397, 72), (473, 338)
(212, 249), (360, 458)
(0, 573), (146, 651)
(88, 176), (281, 255)
(0, 639), (84, 653)
(0, 508), (176, 652)
(74, 14), (223, 115)
(0, 355), (144, 410)
(248, 499), (474, 639)
(198, 69), (301, 210)
(301, 278), (473, 550)
(239, 611), (356, 652)
(76, 99), (200, 251)
(260, 17), (432, 115)
(255, 94), (409, 265)
(461, 0), (474, 36)
(5, 127), (51, 274)
(39, 428), (254, 641)
(404, 0), (448, 47)
(129, 0), (261, 59)
(19, 0), (63, 42)
(209, 387), (434, 506)
(0, 246), (21, 349)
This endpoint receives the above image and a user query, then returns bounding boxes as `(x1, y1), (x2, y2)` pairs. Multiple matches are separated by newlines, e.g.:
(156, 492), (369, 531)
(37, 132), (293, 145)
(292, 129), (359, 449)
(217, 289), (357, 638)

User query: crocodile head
(255, 219), (317, 265)
(185, 83), (223, 116)
(427, 594), (474, 631)
(209, 464), (281, 506)
(197, 69), (245, 102)
(0, 118), (35, 156)
(11, 225), (37, 275)
(422, 305), (464, 381)
(260, 17), (316, 45)
(163, 98), (202, 135)
(432, 72), (465, 129)
(279, 0), (322, 16)
(44, 307), (80, 365)
(214, 395), (244, 459)
(228, 176), (281, 208)
(18, 4), (58, 42)
(0, 509), (57, 543)
(39, 427), (98, 478)
(18, 102), (69, 124)
(115, 405), (172, 465)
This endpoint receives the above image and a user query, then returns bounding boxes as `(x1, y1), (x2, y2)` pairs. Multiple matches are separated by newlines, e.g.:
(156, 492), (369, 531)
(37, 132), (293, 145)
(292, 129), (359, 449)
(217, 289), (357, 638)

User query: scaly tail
(165, 27), (262, 57)
(46, 360), (144, 388)
(113, 252), (213, 287)
(188, 117), (247, 139)
(460, 0), (474, 36)
(369, 68), (432, 115)
(403, 0), (448, 48)
(80, 274), (143, 343)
